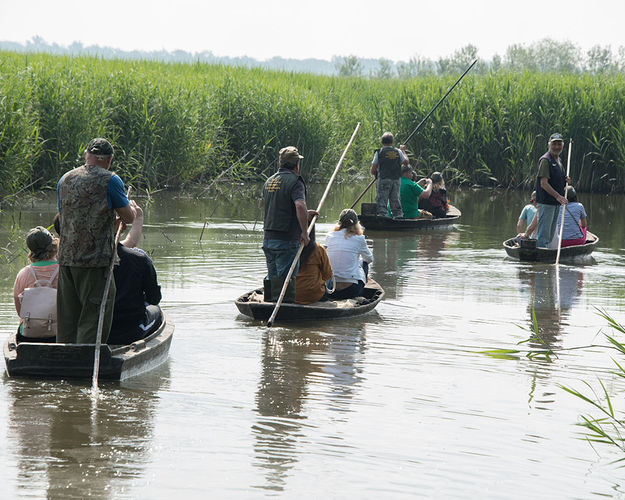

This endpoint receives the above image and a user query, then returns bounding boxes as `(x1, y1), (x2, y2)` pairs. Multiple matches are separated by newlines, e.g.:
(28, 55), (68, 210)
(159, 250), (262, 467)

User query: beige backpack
(18, 265), (58, 338)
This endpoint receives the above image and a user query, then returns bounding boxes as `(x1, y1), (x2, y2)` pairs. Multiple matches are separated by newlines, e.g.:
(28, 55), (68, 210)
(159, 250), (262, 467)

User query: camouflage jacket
(57, 165), (115, 267)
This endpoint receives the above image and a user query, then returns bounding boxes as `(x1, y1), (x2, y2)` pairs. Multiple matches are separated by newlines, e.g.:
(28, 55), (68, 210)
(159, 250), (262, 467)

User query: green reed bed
(1, 51), (625, 195)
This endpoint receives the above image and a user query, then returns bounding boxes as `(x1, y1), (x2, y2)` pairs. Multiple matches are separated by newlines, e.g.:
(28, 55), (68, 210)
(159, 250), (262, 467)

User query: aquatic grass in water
(1, 51), (625, 195)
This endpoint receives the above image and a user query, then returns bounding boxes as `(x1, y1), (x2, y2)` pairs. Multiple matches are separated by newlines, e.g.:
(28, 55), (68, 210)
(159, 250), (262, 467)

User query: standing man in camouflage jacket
(56, 138), (136, 343)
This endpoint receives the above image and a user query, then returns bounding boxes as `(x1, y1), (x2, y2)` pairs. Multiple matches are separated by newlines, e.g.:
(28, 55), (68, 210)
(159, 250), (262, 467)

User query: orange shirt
(295, 244), (332, 304)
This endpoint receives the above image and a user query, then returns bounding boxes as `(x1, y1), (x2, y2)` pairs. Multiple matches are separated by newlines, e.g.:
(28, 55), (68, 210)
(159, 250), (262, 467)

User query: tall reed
(1, 51), (624, 195)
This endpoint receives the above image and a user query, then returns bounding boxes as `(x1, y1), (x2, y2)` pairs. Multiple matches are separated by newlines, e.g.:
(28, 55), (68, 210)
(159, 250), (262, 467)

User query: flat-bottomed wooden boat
(503, 232), (599, 262)
(3, 313), (174, 380)
(358, 204), (461, 231)
(235, 280), (384, 321)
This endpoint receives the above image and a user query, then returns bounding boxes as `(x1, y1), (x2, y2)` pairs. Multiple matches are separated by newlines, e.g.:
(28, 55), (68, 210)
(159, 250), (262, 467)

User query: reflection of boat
(3, 314), (174, 380)
(357, 203), (461, 231)
(503, 232), (599, 262)
(235, 280), (384, 321)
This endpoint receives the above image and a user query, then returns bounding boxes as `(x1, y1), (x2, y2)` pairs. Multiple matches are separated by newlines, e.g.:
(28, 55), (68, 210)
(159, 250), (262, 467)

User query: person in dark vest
(535, 133), (569, 248)
(56, 138), (136, 343)
(370, 132), (410, 218)
(109, 201), (162, 344)
(262, 146), (316, 302)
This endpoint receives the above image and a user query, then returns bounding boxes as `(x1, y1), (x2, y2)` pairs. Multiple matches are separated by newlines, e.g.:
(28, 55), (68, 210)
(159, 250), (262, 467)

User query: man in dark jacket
(535, 133), (569, 247)
(109, 201), (162, 344)
(371, 132), (410, 218)
(262, 146), (315, 301)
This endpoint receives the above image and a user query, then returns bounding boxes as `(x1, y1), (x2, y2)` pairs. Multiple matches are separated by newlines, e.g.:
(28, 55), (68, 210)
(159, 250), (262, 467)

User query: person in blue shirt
(517, 191), (537, 238)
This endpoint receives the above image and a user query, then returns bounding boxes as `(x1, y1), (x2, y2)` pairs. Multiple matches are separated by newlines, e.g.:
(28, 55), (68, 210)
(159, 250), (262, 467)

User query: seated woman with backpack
(13, 226), (59, 343)
(295, 225), (333, 304)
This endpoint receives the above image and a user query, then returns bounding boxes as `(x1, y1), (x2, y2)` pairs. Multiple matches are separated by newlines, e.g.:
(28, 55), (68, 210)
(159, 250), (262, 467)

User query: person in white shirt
(325, 209), (373, 300)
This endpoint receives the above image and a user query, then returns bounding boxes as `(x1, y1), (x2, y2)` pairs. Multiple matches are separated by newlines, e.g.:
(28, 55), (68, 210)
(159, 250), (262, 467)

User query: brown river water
(1, 186), (625, 498)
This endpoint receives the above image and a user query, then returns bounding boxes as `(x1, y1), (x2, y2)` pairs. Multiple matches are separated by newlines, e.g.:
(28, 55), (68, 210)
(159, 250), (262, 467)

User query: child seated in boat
(13, 226), (59, 343)
(325, 209), (373, 300)
(556, 186), (587, 247)
(295, 225), (333, 304)
(418, 171), (449, 218)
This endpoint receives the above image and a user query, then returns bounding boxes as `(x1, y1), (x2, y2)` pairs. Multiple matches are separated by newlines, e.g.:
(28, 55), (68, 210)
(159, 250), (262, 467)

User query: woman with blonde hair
(13, 226), (59, 343)
(325, 209), (373, 300)
(419, 171), (449, 218)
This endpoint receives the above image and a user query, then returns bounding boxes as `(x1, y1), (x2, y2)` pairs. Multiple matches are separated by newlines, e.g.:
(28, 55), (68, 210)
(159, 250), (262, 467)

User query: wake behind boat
(4, 313), (174, 380)
(235, 280), (384, 322)
(357, 203), (461, 231)
(503, 232), (599, 262)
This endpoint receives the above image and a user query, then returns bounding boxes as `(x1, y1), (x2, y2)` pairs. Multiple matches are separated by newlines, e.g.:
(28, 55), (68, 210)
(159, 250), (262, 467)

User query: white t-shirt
(325, 229), (373, 284)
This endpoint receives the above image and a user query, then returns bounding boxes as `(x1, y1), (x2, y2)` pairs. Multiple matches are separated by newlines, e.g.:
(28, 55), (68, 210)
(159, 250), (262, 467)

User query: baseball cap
(549, 133), (564, 142)
(26, 226), (53, 255)
(86, 138), (114, 156)
(279, 146), (304, 165)
(338, 208), (358, 227)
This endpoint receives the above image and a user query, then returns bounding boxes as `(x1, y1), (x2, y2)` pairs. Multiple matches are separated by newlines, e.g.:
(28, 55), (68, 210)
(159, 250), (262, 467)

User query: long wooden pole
(91, 187), (131, 396)
(555, 139), (572, 266)
(267, 122), (361, 327)
(348, 59), (478, 210)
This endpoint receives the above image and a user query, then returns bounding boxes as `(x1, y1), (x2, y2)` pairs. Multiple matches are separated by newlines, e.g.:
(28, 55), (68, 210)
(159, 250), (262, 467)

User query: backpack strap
(28, 264), (59, 287)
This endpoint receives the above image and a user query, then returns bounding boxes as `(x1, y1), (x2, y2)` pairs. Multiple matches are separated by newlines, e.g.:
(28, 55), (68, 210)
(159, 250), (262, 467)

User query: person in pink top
(13, 226), (59, 343)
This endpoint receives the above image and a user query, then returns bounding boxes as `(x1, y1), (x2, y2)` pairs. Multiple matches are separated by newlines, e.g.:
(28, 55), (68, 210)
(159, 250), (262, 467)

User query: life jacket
(19, 265), (58, 338)
(263, 169), (306, 233)
(377, 146), (402, 180)
(535, 152), (566, 205)
(58, 165), (115, 267)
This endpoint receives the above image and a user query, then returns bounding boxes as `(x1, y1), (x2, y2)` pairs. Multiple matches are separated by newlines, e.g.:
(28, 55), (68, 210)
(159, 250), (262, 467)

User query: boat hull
(358, 205), (461, 231)
(4, 313), (174, 380)
(235, 280), (384, 321)
(502, 232), (599, 262)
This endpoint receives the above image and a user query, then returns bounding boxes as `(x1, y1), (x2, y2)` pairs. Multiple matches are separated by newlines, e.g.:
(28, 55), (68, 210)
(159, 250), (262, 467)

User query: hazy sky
(1, 0), (624, 61)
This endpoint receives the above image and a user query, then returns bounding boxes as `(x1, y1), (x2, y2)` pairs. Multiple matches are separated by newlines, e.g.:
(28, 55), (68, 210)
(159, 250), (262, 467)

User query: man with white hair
(56, 138), (135, 343)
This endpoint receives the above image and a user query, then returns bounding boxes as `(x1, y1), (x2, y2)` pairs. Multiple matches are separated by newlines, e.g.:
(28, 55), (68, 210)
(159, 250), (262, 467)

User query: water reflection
(6, 366), (169, 499)
(252, 323), (367, 492)
(519, 266), (585, 349)
(370, 230), (459, 299)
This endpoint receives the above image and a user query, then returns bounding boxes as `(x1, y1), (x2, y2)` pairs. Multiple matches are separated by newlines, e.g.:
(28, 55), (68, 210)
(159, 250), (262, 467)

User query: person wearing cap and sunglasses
(13, 226), (60, 343)
(262, 146), (317, 302)
(534, 133), (570, 248)
(56, 138), (136, 343)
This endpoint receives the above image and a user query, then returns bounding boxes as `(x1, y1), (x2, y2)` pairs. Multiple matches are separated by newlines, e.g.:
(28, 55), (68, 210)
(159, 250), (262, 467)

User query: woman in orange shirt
(295, 226), (333, 304)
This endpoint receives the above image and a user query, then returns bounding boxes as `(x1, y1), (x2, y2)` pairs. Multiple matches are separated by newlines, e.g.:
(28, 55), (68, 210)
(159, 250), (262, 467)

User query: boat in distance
(235, 280), (384, 321)
(357, 203), (461, 231)
(4, 313), (174, 380)
(502, 232), (599, 262)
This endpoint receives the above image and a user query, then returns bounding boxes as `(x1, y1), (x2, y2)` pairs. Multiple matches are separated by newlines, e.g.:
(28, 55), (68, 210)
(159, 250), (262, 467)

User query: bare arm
(418, 179), (433, 200)
(580, 216), (587, 228)
(399, 145), (409, 166)
(540, 178), (567, 205)
(295, 199), (310, 246)
(524, 212), (538, 237)
(516, 218), (524, 234)
(121, 201), (143, 248)
(116, 203), (136, 225)
(370, 163), (378, 177)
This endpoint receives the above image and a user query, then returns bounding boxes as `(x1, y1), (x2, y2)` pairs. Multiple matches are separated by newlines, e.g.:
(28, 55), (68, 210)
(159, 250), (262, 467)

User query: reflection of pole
(555, 139), (572, 311)
(555, 139), (573, 266)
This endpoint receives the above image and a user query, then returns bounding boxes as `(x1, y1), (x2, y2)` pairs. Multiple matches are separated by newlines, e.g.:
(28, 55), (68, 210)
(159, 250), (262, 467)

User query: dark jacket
(535, 152), (566, 205)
